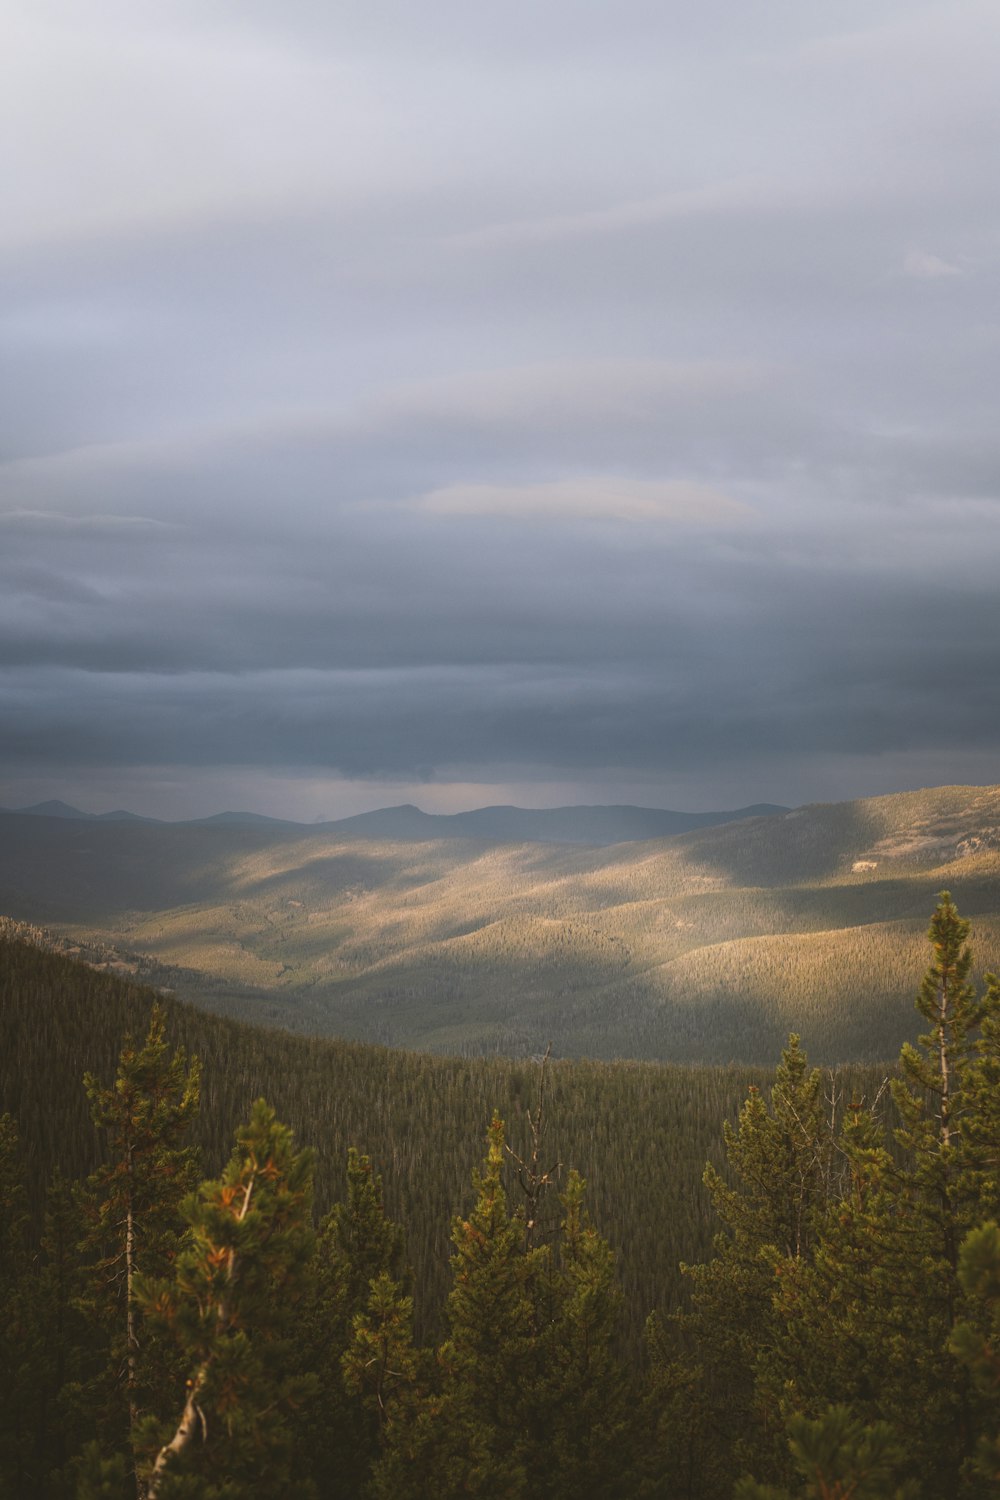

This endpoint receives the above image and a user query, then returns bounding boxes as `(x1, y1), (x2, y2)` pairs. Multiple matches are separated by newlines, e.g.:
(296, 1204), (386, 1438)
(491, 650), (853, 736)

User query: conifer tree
(640, 1311), (715, 1500)
(320, 1148), (405, 1314)
(138, 1099), (315, 1499)
(341, 1271), (419, 1439)
(678, 1036), (835, 1492)
(761, 897), (1000, 1496)
(760, 1100), (898, 1432)
(530, 1169), (631, 1500)
(950, 1221), (1000, 1486)
(868, 893), (992, 1490)
(373, 1113), (535, 1499)
(373, 1113), (631, 1500)
(299, 1148), (408, 1497)
(80, 1005), (200, 1485)
(734, 1404), (918, 1500)
(436, 1111), (535, 1496)
(892, 892), (987, 1279)
(958, 973), (1000, 1220)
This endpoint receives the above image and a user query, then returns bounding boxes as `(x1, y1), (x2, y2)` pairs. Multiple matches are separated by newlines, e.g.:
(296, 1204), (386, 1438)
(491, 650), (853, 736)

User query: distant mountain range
(2, 799), (789, 846)
(311, 801), (789, 844)
(6, 799), (162, 824)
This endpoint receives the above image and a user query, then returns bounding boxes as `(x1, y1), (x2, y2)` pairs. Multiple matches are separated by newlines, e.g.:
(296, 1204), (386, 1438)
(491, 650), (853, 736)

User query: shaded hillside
(2, 785), (1000, 1062)
(319, 800), (788, 844)
(0, 930), (800, 1352)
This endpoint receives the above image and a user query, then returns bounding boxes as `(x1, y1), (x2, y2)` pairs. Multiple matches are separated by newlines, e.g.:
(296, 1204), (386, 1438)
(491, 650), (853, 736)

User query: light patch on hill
(2, 784), (1000, 1063)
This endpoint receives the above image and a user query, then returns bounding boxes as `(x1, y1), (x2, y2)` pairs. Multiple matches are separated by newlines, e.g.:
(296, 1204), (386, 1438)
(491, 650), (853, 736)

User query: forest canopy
(1, 894), (999, 1496)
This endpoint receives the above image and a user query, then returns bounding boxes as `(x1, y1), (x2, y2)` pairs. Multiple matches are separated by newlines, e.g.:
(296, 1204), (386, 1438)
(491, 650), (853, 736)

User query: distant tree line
(2, 895), (1000, 1494)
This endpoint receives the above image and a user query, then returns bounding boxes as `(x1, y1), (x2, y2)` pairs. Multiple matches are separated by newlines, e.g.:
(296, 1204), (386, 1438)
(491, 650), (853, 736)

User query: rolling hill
(2, 784), (1000, 1063)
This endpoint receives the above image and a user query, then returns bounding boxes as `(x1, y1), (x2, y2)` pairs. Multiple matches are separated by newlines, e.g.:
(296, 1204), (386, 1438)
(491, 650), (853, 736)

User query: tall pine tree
(80, 1004), (200, 1490)
(675, 1036), (835, 1494)
(373, 1113), (536, 1499)
(759, 896), (1000, 1496)
(297, 1147), (409, 1497)
(528, 1169), (632, 1500)
(138, 1099), (315, 1499)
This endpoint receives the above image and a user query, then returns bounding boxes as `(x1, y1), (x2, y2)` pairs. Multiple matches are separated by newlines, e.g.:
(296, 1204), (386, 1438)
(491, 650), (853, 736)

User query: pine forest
(2, 893), (1000, 1496)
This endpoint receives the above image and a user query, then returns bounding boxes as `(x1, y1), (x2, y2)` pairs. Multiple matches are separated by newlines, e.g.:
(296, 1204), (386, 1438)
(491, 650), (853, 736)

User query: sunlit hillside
(3, 784), (1000, 1062)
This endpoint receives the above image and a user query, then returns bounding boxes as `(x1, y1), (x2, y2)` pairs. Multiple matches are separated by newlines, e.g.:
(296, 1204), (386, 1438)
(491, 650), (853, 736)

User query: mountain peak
(14, 800), (92, 820)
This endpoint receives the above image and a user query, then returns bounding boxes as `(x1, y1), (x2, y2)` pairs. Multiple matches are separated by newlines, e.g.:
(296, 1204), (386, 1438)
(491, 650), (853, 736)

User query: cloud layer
(2, 1), (1000, 817)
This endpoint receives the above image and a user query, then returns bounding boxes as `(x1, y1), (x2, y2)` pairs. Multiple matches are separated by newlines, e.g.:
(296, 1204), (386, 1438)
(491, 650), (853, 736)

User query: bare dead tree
(505, 1042), (562, 1252)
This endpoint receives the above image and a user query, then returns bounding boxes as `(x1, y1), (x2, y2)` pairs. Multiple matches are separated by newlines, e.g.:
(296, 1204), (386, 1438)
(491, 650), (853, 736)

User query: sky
(2, 0), (1000, 821)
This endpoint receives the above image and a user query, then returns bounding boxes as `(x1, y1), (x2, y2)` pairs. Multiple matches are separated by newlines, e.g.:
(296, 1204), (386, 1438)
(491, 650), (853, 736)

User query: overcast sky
(2, 0), (1000, 820)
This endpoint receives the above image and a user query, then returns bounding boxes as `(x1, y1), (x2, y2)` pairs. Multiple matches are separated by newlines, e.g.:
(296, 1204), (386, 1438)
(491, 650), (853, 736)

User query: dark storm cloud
(4, 535), (1000, 782)
(3, 1), (1000, 814)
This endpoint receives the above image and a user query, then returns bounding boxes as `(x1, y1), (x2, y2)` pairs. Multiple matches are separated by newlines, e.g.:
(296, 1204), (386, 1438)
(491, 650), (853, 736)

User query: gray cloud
(2, 1), (1000, 817)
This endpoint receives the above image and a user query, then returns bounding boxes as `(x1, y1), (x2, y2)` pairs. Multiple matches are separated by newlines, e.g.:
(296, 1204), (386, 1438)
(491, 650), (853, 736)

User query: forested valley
(3, 895), (1000, 1497)
(6, 784), (1000, 1066)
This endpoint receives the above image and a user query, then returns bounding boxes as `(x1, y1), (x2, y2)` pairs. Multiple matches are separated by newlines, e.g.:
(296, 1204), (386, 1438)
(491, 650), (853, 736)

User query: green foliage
(892, 892), (985, 1216)
(0, 1127), (97, 1499)
(8, 890), (1000, 1496)
(341, 1271), (419, 1429)
(32, 1171), (95, 1495)
(296, 1147), (410, 1496)
(435, 1112), (536, 1496)
(760, 1104), (898, 1439)
(707, 1035), (833, 1262)
(734, 1405), (917, 1499)
(138, 1099), (315, 1498)
(957, 972), (1000, 1220)
(79, 1004), (201, 1475)
(723, 895), (1000, 1498)
(865, 893), (996, 1491)
(951, 1222), (1000, 1485)
(373, 1115), (632, 1500)
(370, 1114), (535, 1498)
(4, 931), (815, 1357)
(677, 1036), (837, 1492)
(529, 1169), (632, 1500)
(321, 1147), (405, 1306)
(73, 1443), (131, 1499)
